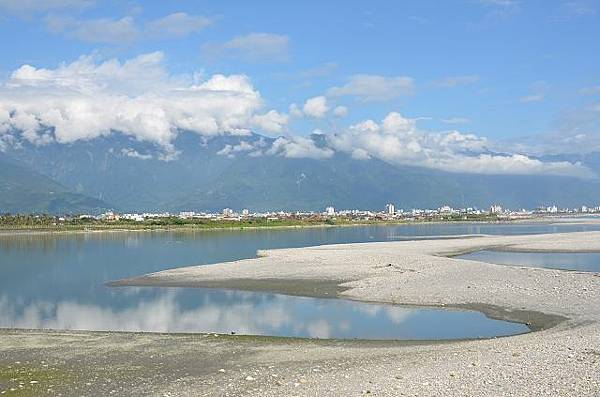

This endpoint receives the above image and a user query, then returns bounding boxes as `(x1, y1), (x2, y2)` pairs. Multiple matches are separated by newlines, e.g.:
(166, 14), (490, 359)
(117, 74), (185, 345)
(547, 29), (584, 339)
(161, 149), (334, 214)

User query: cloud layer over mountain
(0, 53), (593, 178)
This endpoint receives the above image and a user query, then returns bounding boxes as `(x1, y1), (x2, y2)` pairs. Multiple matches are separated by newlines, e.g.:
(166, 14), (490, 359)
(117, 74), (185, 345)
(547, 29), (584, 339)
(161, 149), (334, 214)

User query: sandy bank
(2, 231), (600, 396)
(108, 231), (600, 395)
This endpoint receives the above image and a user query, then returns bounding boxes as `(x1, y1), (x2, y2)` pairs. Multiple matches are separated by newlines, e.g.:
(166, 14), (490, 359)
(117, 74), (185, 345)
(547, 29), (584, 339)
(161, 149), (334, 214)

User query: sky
(0, 0), (599, 177)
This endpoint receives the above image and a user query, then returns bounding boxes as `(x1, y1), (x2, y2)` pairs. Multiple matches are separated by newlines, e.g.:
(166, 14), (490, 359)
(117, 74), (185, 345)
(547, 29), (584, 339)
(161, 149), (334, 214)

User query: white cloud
(217, 141), (257, 157)
(0, 52), (285, 155)
(267, 136), (334, 159)
(351, 148), (370, 160)
(251, 110), (288, 133)
(288, 103), (303, 118)
(333, 105), (348, 118)
(202, 33), (289, 63)
(121, 148), (152, 160)
(46, 15), (139, 44)
(432, 153), (590, 177)
(46, 12), (212, 43)
(0, 0), (92, 12)
(433, 75), (479, 88)
(302, 96), (328, 118)
(0, 52), (591, 179)
(145, 12), (212, 38)
(327, 111), (592, 177)
(441, 117), (471, 124)
(327, 74), (414, 101)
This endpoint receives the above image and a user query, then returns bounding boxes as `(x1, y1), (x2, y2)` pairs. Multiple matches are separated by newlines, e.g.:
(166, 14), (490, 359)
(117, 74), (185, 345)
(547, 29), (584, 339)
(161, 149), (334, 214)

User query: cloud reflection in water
(0, 288), (528, 340)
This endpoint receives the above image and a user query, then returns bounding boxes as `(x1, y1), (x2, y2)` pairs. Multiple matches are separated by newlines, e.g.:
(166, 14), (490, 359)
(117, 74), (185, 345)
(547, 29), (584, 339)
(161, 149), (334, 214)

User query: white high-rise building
(385, 203), (395, 215)
(325, 206), (335, 216)
(222, 208), (234, 217)
(489, 204), (503, 214)
(241, 209), (250, 216)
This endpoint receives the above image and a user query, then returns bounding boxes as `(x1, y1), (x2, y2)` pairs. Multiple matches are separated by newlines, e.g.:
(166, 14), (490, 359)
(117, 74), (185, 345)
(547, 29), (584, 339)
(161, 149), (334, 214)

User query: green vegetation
(0, 213), (505, 232)
(0, 158), (109, 214)
(0, 364), (73, 396)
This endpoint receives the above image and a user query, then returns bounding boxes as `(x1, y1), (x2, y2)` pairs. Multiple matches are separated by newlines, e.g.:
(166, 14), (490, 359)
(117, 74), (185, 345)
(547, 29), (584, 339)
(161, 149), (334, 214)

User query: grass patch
(0, 364), (73, 396)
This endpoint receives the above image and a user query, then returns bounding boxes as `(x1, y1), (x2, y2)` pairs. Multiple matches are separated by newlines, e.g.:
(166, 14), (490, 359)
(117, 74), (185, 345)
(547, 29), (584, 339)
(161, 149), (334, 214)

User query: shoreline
(112, 231), (600, 330)
(108, 231), (600, 394)
(2, 231), (600, 395)
(0, 215), (588, 237)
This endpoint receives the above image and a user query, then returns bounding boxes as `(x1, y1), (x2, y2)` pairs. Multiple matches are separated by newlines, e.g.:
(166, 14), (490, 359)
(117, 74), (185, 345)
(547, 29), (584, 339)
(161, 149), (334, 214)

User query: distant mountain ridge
(0, 154), (110, 213)
(1, 132), (600, 214)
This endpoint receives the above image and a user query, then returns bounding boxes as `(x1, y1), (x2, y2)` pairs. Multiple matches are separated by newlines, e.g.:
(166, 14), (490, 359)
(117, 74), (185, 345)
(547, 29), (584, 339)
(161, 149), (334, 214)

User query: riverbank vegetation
(0, 213), (508, 232)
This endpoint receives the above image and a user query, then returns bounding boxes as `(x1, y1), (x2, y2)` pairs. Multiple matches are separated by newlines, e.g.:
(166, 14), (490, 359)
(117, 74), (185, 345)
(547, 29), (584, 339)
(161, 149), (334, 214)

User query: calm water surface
(1, 222), (597, 339)
(458, 250), (600, 272)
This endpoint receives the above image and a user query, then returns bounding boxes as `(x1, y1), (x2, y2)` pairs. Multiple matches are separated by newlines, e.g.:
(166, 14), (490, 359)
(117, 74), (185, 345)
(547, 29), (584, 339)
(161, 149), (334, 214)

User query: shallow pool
(0, 287), (529, 340)
(457, 250), (600, 272)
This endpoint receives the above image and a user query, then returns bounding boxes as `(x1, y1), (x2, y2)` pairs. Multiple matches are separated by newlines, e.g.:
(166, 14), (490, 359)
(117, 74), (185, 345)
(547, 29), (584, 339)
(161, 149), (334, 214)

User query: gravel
(2, 231), (600, 396)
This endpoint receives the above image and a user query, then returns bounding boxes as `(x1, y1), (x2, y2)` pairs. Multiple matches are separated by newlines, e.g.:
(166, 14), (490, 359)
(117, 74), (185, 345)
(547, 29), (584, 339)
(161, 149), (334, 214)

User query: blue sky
(0, 0), (599, 176)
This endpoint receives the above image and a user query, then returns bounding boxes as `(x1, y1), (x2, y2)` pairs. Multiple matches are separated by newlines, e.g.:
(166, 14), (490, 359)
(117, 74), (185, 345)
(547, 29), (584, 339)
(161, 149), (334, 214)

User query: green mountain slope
(3, 132), (600, 213)
(0, 156), (110, 214)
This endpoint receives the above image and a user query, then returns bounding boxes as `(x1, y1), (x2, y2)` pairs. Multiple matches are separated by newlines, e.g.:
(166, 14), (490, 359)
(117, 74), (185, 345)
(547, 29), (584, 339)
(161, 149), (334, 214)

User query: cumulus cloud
(0, 52), (286, 154)
(267, 136), (334, 159)
(216, 141), (258, 158)
(145, 12), (212, 38)
(302, 96), (328, 118)
(0, 52), (590, 179)
(251, 110), (288, 133)
(327, 74), (414, 101)
(202, 33), (290, 63)
(327, 111), (592, 177)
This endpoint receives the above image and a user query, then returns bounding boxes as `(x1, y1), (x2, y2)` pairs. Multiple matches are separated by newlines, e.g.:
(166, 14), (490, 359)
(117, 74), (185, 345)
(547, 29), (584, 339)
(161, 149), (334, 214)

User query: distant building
(489, 204), (503, 214)
(222, 208), (234, 217)
(439, 205), (453, 214)
(325, 206), (335, 216)
(241, 209), (249, 216)
(123, 213), (144, 222)
(385, 203), (395, 215)
(101, 211), (120, 221)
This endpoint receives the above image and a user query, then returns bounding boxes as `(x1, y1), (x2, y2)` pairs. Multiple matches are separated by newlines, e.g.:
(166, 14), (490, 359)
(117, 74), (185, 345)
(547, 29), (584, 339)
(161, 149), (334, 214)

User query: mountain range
(1, 132), (600, 214)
